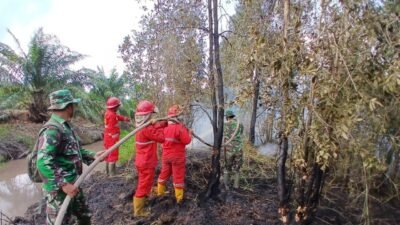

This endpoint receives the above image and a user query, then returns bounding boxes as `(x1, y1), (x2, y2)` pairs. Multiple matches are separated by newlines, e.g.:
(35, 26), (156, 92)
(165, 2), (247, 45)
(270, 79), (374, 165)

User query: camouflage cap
(225, 110), (235, 117)
(48, 89), (81, 110)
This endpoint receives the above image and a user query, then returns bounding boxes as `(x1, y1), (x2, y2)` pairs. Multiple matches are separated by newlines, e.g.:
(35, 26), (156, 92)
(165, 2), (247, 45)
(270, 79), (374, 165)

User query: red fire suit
(157, 122), (192, 190)
(103, 109), (130, 162)
(134, 121), (167, 198)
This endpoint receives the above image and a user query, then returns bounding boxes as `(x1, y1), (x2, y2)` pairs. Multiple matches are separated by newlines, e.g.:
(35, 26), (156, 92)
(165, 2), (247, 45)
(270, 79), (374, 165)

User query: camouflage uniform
(36, 89), (95, 225)
(222, 110), (244, 189)
(45, 189), (91, 225)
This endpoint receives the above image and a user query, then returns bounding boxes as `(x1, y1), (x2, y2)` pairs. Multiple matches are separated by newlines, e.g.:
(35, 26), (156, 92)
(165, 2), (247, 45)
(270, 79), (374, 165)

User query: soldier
(223, 110), (244, 190)
(36, 89), (101, 225)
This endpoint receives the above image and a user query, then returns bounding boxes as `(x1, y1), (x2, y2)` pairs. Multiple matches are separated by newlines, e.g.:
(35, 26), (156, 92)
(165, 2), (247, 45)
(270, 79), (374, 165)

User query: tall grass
(0, 124), (35, 148)
(118, 129), (136, 165)
(0, 124), (11, 138)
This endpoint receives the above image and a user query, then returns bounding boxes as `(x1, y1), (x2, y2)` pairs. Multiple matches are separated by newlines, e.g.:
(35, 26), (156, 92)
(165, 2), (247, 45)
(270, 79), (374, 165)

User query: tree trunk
(299, 163), (325, 225)
(277, 133), (289, 223)
(204, 0), (224, 200)
(207, 0), (217, 142)
(277, 0), (290, 223)
(387, 147), (400, 182)
(212, 0), (224, 151)
(29, 89), (48, 123)
(249, 66), (260, 145)
(296, 79), (315, 223)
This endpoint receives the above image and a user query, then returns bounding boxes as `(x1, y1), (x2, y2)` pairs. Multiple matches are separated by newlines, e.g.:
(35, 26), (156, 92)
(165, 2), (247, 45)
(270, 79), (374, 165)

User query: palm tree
(87, 67), (136, 119)
(89, 67), (128, 99)
(0, 28), (87, 122)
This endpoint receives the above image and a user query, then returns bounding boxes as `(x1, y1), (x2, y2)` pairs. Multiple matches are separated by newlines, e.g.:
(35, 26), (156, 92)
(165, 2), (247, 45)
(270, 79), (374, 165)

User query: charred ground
(14, 151), (280, 225)
(10, 149), (400, 225)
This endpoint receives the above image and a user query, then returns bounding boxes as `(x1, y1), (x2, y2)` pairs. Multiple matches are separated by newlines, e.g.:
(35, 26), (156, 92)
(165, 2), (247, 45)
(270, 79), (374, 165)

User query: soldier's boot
(105, 162), (109, 175)
(157, 183), (166, 196)
(133, 197), (150, 217)
(223, 171), (230, 191)
(175, 188), (184, 204)
(109, 163), (116, 176)
(233, 172), (240, 189)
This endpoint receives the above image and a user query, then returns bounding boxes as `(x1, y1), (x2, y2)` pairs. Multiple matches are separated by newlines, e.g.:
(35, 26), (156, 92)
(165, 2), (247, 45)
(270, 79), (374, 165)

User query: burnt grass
(11, 150), (400, 225)
(14, 151), (280, 225)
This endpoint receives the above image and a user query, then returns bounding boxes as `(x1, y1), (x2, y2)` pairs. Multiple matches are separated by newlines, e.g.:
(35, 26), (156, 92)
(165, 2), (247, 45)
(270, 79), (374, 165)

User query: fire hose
(54, 117), (169, 225)
(55, 117), (240, 224)
(191, 119), (241, 148)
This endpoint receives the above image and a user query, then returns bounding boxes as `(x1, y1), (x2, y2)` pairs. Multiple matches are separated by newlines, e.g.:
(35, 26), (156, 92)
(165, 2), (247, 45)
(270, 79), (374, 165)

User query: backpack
(27, 121), (64, 183)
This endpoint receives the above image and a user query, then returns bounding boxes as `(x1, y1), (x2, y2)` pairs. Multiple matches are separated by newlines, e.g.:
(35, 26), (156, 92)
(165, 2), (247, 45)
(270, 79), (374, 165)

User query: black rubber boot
(105, 162), (109, 175)
(110, 163), (116, 176)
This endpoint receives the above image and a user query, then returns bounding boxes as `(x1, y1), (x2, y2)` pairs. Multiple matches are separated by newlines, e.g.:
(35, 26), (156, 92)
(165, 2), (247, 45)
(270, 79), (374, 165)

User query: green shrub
(16, 136), (35, 148)
(0, 124), (11, 138)
(118, 129), (136, 165)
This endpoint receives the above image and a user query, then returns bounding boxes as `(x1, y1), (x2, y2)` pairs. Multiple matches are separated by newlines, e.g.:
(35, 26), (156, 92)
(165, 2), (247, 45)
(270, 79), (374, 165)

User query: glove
(95, 150), (106, 162)
(154, 120), (168, 128)
(62, 183), (79, 197)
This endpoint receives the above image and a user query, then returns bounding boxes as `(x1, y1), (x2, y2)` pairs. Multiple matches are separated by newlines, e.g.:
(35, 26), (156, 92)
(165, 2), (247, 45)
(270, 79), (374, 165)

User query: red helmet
(135, 100), (158, 115)
(106, 97), (121, 109)
(167, 105), (182, 117)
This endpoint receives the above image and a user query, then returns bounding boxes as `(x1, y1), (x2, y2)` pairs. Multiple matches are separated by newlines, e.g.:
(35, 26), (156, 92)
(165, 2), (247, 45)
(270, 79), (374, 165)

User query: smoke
(187, 106), (214, 150)
(186, 97), (280, 156)
(257, 143), (279, 157)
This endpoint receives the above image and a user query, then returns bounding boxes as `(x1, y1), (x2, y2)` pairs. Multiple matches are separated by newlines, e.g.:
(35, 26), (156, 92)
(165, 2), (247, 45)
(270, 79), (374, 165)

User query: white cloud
(1, 0), (146, 74)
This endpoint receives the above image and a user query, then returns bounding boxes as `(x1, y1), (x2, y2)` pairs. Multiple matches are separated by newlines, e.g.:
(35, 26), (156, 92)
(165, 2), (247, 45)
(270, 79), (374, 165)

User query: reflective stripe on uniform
(173, 183), (184, 188)
(165, 137), (179, 143)
(108, 133), (119, 139)
(136, 140), (155, 145)
(158, 178), (167, 184)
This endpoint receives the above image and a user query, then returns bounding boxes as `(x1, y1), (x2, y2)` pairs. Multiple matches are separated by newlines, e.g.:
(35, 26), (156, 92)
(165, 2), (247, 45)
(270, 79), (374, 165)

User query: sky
(0, 0), (146, 73)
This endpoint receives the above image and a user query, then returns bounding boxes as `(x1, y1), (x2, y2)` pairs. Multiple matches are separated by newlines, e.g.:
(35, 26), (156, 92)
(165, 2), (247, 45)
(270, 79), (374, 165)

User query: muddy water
(0, 141), (104, 219)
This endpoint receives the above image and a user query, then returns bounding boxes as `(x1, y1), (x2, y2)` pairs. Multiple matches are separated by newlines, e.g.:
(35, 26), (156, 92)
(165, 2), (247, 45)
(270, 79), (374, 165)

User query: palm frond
(0, 85), (30, 110)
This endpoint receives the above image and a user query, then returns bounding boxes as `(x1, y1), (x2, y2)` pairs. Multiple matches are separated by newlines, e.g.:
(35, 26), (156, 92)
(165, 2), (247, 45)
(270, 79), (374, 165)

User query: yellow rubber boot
(175, 188), (184, 204)
(157, 183), (166, 196)
(133, 197), (149, 217)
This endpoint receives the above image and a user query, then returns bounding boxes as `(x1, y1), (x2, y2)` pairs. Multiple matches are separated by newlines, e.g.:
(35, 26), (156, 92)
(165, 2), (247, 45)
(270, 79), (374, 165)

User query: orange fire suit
(157, 122), (192, 190)
(134, 121), (167, 197)
(103, 109), (130, 162)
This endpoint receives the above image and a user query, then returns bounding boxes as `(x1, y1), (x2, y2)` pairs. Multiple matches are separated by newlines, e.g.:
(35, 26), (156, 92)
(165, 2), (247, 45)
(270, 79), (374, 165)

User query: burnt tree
(277, 0), (291, 223)
(203, 0), (225, 200)
(249, 66), (260, 145)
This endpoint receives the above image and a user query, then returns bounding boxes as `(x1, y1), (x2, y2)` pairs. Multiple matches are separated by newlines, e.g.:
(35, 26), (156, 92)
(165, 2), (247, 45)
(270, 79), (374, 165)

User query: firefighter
(133, 100), (167, 217)
(157, 105), (192, 204)
(103, 97), (130, 175)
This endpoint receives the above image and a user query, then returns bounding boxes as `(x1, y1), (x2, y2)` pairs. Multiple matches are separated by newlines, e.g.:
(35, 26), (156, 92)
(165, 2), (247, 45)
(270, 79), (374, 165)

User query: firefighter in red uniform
(103, 97), (130, 175)
(157, 105), (192, 204)
(133, 100), (167, 217)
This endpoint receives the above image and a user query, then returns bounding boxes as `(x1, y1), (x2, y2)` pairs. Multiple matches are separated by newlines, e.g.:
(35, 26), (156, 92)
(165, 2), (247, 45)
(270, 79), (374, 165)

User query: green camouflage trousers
(222, 150), (243, 173)
(44, 188), (91, 225)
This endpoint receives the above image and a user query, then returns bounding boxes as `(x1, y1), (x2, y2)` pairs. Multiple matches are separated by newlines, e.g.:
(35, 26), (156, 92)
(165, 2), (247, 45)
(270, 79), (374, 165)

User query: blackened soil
(14, 151), (280, 225)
